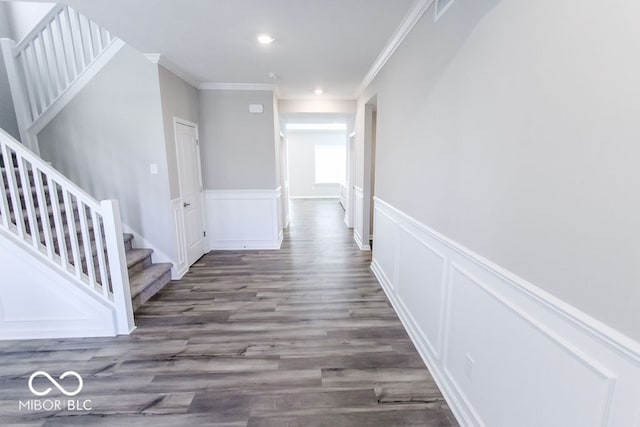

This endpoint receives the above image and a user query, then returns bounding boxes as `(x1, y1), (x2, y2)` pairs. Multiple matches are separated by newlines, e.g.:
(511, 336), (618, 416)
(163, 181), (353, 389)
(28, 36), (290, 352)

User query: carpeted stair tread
(126, 248), (153, 268)
(129, 263), (172, 308)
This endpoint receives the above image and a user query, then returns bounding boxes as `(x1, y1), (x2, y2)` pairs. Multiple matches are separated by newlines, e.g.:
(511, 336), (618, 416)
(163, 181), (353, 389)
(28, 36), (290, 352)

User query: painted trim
(120, 223), (176, 269)
(205, 188), (282, 199)
(353, 228), (371, 251)
(356, 0), (433, 97)
(353, 185), (370, 250)
(173, 117), (208, 268)
(199, 83), (276, 91)
(371, 259), (473, 425)
(435, 0), (455, 22)
(0, 227), (118, 340)
(29, 39), (126, 136)
(371, 197), (640, 426)
(374, 198), (640, 361)
(170, 198), (189, 280)
(288, 196), (339, 200)
(144, 54), (200, 88)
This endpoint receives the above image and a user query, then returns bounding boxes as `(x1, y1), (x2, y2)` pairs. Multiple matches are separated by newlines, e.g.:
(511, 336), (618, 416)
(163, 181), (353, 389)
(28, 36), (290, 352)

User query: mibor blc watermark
(19, 371), (92, 412)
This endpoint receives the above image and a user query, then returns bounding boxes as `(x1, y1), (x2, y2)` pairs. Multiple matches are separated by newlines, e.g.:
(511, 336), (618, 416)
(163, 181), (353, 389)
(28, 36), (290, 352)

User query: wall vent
(435, 0), (455, 21)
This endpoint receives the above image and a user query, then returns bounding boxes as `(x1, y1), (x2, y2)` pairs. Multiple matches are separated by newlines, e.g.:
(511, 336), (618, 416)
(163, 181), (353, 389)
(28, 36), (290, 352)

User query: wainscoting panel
(396, 224), (447, 359)
(204, 188), (283, 250)
(353, 186), (369, 250)
(370, 197), (640, 427)
(371, 206), (396, 289)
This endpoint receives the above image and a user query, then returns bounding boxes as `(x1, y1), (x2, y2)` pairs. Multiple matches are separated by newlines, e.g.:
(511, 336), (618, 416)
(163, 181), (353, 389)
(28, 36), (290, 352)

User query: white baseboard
(121, 224), (183, 279)
(205, 188), (283, 251)
(288, 196), (339, 199)
(353, 229), (371, 251)
(371, 197), (640, 427)
(0, 230), (117, 340)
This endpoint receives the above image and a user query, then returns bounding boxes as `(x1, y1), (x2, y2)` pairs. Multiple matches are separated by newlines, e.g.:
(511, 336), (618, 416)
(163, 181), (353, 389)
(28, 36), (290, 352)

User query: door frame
(345, 131), (356, 228)
(173, 116), (207, 268)
(361, 95), (377, 250)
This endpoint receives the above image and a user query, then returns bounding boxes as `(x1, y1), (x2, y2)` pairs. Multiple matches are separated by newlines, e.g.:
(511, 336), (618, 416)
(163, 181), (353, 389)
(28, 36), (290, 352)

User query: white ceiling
(60, 0), (415, 99)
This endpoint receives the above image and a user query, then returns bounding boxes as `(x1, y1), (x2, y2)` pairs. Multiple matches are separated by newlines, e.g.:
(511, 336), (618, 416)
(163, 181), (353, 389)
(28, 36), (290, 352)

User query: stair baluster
(0, 129), (134, 334)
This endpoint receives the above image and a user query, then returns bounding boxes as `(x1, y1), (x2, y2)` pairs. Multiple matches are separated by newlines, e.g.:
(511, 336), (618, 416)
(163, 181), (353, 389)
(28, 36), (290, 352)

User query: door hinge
(196, 138), (199, 146)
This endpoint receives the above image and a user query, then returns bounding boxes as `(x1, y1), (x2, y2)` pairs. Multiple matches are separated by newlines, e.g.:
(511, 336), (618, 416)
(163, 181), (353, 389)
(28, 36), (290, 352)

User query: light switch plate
(150, 164), (159, 175)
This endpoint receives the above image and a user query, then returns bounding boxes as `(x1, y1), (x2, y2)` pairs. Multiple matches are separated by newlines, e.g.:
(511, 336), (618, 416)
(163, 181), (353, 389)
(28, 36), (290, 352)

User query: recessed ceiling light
(257, 34), (275, 45)
(314, 89), (323, 95)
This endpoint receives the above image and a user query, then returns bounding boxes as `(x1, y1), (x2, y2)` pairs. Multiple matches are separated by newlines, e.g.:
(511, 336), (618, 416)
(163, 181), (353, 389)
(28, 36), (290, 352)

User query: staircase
(0, 132), (171, 341)
(123, 235), (172, 310)
(0, 129), (172, 310)
(0, 5), (173, 336)
(1, 4), (125, 154)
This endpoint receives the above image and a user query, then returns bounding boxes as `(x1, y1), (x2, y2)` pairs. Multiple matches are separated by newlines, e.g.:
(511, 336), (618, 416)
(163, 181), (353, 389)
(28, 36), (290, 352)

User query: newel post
(101, 199), (135, 334)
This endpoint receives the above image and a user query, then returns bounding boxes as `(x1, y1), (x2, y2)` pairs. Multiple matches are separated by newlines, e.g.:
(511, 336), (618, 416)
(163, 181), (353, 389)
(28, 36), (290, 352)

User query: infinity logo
(28, 371), (84, 397)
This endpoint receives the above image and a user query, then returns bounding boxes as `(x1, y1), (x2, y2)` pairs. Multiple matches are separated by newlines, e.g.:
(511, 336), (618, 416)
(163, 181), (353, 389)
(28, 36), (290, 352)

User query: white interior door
(176, 121), (206, 266)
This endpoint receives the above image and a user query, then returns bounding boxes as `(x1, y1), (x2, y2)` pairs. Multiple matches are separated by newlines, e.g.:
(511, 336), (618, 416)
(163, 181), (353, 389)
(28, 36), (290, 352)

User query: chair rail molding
(370, 196), (640, 427)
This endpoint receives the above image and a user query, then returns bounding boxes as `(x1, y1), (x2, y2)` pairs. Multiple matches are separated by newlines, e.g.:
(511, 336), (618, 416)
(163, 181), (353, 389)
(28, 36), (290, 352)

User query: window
(314, 145), (346, 184)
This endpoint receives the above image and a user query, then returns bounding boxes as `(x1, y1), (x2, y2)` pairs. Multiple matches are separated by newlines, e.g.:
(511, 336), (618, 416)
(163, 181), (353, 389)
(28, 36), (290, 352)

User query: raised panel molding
(204, 188), (283, 250)
(353, 186), (370, 250)
(370, 197), (640, 427)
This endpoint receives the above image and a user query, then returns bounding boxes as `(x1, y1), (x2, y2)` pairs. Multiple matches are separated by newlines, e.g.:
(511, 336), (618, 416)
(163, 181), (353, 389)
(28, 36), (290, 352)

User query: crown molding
(355, 0), (432, 98)
(143, 53), (199, 88)
(199, 82), (276, 91)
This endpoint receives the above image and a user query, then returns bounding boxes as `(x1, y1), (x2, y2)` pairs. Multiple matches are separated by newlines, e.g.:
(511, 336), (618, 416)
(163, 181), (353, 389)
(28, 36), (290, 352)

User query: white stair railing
(13, 4), (117, 126)
(1, 5), (124, 153)
(0, 129), (134, 334)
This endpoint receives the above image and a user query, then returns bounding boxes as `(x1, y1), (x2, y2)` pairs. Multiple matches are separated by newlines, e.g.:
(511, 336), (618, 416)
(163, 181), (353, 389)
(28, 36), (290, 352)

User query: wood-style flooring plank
(0, 199), (457, 426)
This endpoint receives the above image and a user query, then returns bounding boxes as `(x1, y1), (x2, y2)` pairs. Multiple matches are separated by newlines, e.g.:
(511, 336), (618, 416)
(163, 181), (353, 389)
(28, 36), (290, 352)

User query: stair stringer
(0, 227), (119, 340)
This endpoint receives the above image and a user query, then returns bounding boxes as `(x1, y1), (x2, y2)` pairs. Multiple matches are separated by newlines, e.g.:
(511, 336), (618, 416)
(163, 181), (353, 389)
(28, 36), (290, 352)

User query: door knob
(183, 202), (191, 208)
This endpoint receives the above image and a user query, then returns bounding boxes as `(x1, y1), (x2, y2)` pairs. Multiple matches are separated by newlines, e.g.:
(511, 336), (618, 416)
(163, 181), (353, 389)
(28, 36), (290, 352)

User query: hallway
(0, 199), (456, 426)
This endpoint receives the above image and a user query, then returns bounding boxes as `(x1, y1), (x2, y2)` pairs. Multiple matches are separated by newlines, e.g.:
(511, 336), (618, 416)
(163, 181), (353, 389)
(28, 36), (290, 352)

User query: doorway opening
(363, 96), (377, 250)
(279, 113), (355, 229)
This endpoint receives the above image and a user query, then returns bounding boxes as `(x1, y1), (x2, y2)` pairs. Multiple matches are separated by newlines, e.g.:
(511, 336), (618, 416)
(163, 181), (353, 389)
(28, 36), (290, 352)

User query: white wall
(38, 45), (176, 261)
(0, 230), (117, 339)
(359, 0), (640, 342)
(371, 198), (640, 427)
(0, 2), (19, 139)
(3, 1), (55, 41)
(287, 130), (345, 198)
(357, 0), (640, 425)
(198, 89), (277, 190)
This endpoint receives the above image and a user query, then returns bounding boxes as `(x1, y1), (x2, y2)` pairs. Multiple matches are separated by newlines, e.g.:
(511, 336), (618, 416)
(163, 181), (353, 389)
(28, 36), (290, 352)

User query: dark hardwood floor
(0, 199), (457, 426)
